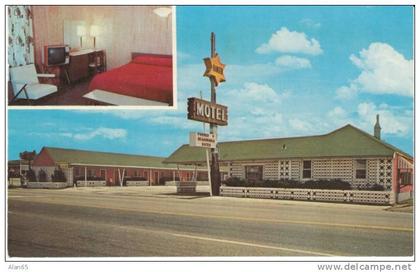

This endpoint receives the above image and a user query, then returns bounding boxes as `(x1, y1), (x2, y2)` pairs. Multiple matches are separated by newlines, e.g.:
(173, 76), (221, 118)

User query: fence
(76, 180), (106, 187)
(176, 181), (196, 193)
(27, 182), (69, 189)
(8, 178), (21, 187)
(126, 180), (149, 186)
(220, 186), (394, 205)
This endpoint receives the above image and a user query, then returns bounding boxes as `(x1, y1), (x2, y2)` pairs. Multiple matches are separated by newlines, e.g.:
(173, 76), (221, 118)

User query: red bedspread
(88, 56), (173, 105)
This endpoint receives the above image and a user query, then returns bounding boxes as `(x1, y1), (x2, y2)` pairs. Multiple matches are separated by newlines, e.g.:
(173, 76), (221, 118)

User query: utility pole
(209, 32), (221, 196)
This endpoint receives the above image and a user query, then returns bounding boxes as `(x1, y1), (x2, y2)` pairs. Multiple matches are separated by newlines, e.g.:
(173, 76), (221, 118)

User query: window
(355, 159), (367, 179)
(74, 167), (80, 176)
(400, 172), (412, 185)
(302, 160), (311, 179)
(245, 165), (263, 182)
(134, 170), (138, 177)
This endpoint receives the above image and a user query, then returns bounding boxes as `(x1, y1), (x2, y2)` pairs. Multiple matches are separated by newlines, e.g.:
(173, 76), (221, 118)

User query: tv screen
(48, 47), (66, 65)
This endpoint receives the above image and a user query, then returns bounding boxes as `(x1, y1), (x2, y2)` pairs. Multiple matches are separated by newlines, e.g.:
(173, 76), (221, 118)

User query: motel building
(30, 147), (207, 186)
(165, 118), (414, 199)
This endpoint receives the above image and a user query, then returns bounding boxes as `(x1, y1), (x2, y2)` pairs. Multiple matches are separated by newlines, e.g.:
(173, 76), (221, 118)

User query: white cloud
(327, 106), (347, 120)
(299, 18), (321, 29)
(256, 27), (323, 55)
(339, 43), (413, 98)
(216, 82), (291, 140)
(225, 82), (284, 103)
(275, 55), (311, 69)
(357, 102), (411, 136)
(288, 118), (314, 132)
(71, 127), (127, 141)
(335, 84), (358, 100)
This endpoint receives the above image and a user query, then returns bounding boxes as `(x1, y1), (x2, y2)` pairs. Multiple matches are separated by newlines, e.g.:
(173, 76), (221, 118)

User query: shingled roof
(164, 124), (412, 164)
(39, 147), (192, 169)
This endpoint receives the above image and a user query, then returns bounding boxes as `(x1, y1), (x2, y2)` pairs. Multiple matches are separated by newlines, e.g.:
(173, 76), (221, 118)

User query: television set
(42, 45), (70, 66)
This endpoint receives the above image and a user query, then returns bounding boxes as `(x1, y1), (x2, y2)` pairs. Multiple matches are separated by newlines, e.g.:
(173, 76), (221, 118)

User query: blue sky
(8, 6), (414, 160)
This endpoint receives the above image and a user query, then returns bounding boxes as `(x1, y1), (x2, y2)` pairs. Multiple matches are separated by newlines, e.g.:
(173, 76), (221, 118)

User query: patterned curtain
(8, 6), (34, 67)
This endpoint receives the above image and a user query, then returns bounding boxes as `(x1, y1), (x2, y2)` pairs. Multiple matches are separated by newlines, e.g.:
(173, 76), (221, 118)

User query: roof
(164, 124), (413, 164)
(39, 147), (195, 169)
(8, 160), (21, 166)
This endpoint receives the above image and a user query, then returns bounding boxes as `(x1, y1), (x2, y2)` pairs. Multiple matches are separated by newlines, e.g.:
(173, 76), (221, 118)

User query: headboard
(131, 52), (172, 60)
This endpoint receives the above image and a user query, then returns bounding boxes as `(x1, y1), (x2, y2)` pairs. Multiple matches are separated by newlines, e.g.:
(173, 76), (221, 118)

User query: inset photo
(7, 5), (175, 107)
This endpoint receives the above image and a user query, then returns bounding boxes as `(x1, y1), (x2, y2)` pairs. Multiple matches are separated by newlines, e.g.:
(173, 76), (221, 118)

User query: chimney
(374, 114), (381, 140)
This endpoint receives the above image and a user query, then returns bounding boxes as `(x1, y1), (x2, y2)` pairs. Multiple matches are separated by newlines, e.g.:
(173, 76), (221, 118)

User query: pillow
(132, 55), (172, 67)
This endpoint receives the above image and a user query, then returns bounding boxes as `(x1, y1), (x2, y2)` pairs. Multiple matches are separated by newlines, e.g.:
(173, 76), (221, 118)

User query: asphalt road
(7, 186), (413, 257)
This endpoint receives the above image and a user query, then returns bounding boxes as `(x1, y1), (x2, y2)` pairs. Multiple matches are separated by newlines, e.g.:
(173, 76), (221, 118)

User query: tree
(51, 167), (67, 182)
(38, 169), (48, 182)
(19, 150), (36, 170)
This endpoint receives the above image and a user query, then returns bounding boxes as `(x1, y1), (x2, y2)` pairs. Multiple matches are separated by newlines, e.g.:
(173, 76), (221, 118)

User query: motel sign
(187, 97), (228, 126)
(203, 53), (226, 86)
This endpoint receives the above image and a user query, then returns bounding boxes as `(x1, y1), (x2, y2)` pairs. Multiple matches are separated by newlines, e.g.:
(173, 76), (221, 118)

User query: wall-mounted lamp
(90, 25), (100, 49)
(153, 7), (172, 18)
(76, 25), (86, 48)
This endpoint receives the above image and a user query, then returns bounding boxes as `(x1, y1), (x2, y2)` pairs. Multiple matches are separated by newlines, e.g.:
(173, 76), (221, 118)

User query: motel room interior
(7, 5), (174, 106)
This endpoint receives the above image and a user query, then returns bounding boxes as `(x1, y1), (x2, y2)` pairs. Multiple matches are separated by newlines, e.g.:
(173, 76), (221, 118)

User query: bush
(367, 183), (385, 191)
(224, 177), (246, 187)
(303, 179), (352, 190)
(51, 168), (67, 182)
(223, 177), (352, 190)
(8, 170), (21, 178)
(26, 169), (37, 182)
(38, 169), (48, 182)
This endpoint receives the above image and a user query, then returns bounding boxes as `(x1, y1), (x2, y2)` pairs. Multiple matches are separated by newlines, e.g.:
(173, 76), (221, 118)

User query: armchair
(9, 64), (58, 103)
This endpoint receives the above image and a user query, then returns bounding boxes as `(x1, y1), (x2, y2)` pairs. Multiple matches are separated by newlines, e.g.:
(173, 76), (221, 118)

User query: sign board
(203, 53), (226, 86)
(187, 97), (228, 126)
(189, 132), (216, 148)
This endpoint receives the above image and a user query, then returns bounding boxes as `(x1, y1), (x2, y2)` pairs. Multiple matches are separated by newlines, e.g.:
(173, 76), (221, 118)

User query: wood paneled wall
(32, 6), (172, 70)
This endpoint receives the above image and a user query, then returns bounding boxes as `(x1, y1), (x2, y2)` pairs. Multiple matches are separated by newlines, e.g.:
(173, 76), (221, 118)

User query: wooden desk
(67, 49), (106, 83)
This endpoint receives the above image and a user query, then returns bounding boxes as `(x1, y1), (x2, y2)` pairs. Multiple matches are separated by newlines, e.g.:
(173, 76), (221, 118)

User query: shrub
(8, 170), (21, 178)
(26, 169), (37, 182)
(223, 177), (352, 190)
(302, 179), (351, 190)
(367, 183), (385, 191)
(51, 168), (67, 182)
(38, 169), (48, 182)
(276, 179), (302, 188)
(224, 177), (246, 187)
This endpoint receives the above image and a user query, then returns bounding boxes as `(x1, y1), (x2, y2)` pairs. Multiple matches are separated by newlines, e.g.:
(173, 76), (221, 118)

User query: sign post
(208, 32), (222, 196)
(186, 32), (226, 196)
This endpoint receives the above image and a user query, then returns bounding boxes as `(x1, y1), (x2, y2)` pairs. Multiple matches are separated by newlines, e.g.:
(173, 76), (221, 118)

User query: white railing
(76, 180), (106, 187)
(176, 181), (196, 193)
(220, 186), (394, 205)
(27, 182), (69, 189)
(126, 180), (149, 186)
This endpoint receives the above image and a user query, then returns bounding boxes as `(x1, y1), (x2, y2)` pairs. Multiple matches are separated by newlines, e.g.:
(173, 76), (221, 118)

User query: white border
(2, 1), (417, 272)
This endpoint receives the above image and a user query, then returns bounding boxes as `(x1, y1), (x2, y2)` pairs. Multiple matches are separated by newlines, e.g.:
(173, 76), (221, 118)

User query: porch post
(84, 166), (87, 187)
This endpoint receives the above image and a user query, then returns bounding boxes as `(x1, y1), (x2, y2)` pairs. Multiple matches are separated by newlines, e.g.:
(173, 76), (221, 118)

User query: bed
(84, 53), (173, 106)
